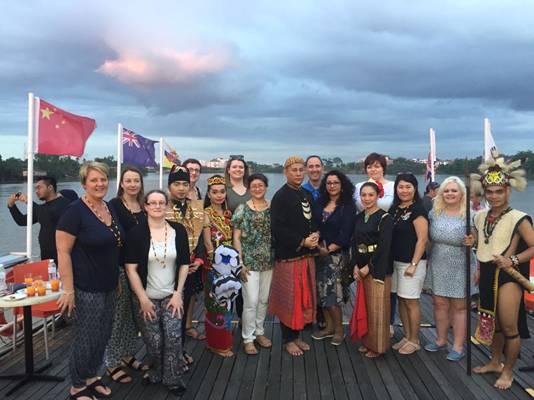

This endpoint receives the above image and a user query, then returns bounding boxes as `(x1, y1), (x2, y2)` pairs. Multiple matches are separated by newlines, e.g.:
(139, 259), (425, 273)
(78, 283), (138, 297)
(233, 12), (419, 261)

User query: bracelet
(510, 255), (520, 268)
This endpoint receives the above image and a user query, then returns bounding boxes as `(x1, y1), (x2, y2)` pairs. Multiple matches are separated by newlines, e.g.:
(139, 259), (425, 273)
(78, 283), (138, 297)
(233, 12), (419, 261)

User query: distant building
(201, 157), (227, 169)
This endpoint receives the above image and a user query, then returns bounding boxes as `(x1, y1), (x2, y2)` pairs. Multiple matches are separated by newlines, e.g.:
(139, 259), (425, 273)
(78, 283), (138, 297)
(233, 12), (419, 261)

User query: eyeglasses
(326, 181), (341, 186)
(146, 201), (167, 207)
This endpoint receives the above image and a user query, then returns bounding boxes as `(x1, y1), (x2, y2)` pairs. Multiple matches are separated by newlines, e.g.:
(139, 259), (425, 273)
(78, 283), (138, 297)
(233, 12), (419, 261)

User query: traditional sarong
(362, 275), (391, 354)
(268, 256), (316, 330)
(204, 270), (234, 352)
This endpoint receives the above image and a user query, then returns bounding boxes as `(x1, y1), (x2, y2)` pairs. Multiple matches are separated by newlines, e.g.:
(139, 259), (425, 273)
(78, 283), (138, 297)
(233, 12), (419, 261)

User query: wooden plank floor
(2, 293), (534, 399)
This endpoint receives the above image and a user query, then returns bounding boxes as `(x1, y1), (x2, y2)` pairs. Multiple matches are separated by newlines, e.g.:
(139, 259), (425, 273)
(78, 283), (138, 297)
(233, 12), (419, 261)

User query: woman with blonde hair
(424, 176), (476, 361)
(56, 161), (124, 400)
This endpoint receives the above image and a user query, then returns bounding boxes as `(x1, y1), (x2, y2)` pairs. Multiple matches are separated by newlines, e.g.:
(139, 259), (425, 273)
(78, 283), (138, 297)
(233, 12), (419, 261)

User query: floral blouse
(231, 203), (273, 272)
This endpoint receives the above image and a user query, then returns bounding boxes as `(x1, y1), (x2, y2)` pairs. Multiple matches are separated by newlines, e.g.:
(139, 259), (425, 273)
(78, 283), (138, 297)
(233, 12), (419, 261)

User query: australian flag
(122, 128), (158, 168)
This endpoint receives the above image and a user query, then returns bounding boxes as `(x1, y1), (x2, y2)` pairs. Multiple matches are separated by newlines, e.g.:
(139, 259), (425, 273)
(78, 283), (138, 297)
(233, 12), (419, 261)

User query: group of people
(5, 150), (534, 398)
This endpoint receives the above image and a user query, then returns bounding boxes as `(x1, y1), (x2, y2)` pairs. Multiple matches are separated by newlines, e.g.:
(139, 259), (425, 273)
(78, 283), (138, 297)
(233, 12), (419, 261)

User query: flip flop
(398, 341), (421, 355)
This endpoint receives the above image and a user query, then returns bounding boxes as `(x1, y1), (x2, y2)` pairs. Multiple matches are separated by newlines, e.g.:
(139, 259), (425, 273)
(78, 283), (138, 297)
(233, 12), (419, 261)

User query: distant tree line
(0, 151), (532, 183)
(0, 154), (147, 183)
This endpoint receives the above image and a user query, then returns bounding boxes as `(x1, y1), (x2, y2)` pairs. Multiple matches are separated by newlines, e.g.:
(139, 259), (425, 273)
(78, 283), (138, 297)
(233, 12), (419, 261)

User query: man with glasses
(166, 166), (207, 361)
(269, 156), (319, 356)
(302, 155), (324, 202)
(183, 158), (203, 200)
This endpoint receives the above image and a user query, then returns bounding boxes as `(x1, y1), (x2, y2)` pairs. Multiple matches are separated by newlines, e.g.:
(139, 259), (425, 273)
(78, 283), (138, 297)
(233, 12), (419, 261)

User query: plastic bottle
(48, 259), (57, 281)
(0, 264), (6, 295)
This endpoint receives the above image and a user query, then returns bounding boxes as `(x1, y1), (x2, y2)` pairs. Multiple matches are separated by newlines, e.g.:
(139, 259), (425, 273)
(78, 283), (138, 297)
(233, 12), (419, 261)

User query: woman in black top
(104, 166), (148, 383)
(56, 162), (124, 400)
(125, 190), (190, 396)
(352, 182), (393, 357)
(389, 173), (428, 355)
(311, 171), (356, 346)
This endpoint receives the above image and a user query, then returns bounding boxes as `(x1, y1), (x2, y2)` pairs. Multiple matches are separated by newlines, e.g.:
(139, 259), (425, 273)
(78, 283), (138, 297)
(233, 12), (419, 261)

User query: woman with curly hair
(311, 170), (357, 346)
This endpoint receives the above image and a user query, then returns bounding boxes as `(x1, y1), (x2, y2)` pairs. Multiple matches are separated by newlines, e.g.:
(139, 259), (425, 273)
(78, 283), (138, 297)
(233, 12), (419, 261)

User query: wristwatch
(410, 262), (417, 267)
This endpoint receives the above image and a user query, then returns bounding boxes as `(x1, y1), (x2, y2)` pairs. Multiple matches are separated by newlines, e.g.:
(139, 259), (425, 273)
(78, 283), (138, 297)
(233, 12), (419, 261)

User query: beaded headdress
(168, 165), (190, 185)
(207, 175), (226, 187)
(470, 149), (527, 193)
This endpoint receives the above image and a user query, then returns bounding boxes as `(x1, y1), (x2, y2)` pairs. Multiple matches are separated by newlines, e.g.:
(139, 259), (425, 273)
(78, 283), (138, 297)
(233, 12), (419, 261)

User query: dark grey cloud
(1, 0), (534, 163)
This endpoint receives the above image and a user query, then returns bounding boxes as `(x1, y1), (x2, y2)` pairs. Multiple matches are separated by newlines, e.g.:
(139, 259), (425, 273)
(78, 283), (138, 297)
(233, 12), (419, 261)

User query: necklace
(121, 198), (142, 225)
(483, 207), (512, 244)
(150, 223), (168, 267)
(392, 204), (411, 226)
(364, 208), (379, 223)
(251, 198), (267, 211)
(84, 196), (123, 247)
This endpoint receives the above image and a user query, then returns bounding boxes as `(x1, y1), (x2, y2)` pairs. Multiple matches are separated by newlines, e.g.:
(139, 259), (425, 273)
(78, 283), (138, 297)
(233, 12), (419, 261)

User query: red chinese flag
(36, 99), (96, 157)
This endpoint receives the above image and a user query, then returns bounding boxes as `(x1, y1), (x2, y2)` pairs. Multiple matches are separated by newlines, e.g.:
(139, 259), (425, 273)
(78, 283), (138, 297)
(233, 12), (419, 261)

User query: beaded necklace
(121, 198), (142, 225)
(150, 223), (168, 267)
(483, 207), (512, 244)
(84, 196), (123, 247)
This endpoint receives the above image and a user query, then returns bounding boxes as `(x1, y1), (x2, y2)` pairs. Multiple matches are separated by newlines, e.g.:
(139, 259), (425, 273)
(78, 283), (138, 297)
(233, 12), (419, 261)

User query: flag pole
(26, 93), (35, 259)
(116, 123), (122, 190)
(430, 128), (436, 182)
(464, 158), (472, 376)
(159, 137), (164, 190)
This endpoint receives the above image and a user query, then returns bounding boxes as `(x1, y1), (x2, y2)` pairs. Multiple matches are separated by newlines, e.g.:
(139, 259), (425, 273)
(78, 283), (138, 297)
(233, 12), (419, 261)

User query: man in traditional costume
(269, 156), (319, 356)
(469, 151), (534, 390)
(166, 165), (206, 363)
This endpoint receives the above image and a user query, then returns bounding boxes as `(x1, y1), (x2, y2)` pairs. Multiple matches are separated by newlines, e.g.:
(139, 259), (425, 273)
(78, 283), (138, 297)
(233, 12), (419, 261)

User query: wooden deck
(2, 293), (534, 399)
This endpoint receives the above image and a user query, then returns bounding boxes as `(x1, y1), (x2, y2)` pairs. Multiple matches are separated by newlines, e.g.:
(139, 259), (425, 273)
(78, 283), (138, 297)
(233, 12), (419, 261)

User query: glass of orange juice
(50, 278), (60, 292)
(26, 286), (36, 297)
(24, 273), (33, 286)
(37, 286), (46, 296)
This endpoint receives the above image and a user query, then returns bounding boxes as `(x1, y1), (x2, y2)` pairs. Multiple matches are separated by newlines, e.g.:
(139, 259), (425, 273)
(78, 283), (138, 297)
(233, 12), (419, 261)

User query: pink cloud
(97, 48), (232, 85)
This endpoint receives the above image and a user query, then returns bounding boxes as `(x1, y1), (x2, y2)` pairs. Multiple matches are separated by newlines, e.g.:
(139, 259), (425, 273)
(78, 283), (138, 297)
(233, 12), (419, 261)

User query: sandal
(392, 338), (408, 351)
(69, 387), (96, 400)
(87, 378), (112, 398)
(107, 366), (132, 384)
(398, 341), (421, 355)
(186, 327), (206, 340)
(358, 345), (368, 353)
(122, 357), (150, 371)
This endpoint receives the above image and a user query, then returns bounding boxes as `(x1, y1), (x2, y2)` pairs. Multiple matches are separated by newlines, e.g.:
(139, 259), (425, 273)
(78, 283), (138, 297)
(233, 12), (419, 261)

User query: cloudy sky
(1, 0), (534, 163)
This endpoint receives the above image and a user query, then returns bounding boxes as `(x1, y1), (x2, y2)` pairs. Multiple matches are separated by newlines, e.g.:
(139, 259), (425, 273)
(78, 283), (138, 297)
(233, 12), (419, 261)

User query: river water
(1, 173), (533, 256)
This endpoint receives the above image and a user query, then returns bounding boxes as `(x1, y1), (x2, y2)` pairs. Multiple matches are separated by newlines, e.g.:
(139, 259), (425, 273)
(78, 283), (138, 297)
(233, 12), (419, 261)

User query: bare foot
(358, 345), (368, 353)
(255, 335), (272, 348)
(365, 350), (381, 358)
(210, 347), (234, 358)
(473, 362), (504, 375)
(69, 387), (95, 400)
(295, 339), (310, 351)
(285, 341), (304, 356)
(494, 370), (514, 390)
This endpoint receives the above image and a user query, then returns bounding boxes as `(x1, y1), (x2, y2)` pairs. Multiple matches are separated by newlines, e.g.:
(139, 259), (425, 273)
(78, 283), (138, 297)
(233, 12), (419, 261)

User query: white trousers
(241, 269), (273, 343)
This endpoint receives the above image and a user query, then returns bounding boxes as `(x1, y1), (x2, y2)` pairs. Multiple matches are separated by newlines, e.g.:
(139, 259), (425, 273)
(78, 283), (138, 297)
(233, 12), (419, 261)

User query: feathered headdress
(470, 149), (527, 193)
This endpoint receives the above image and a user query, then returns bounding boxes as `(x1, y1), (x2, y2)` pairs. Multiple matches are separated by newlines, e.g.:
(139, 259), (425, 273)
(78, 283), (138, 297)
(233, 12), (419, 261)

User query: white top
(354, 180), (395, 212)
(146, 229), (177, 300)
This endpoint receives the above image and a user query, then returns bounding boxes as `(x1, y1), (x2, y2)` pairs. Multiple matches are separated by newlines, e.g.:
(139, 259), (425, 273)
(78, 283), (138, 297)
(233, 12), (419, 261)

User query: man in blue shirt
(302, 155), (323, 202)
